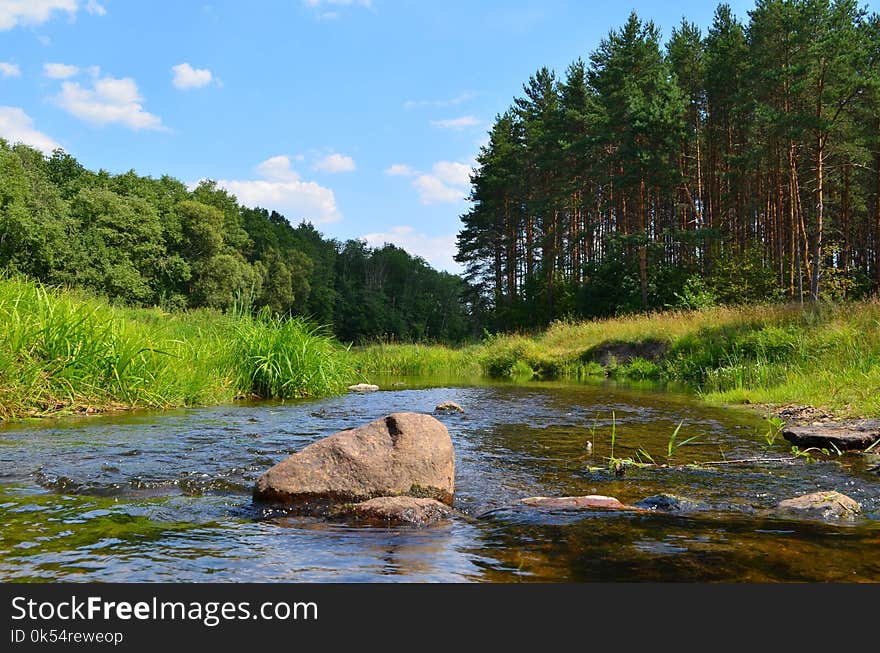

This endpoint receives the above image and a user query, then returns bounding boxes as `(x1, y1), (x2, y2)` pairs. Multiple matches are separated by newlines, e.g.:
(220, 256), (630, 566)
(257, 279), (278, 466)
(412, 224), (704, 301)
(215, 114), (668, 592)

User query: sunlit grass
(0, 276), (356, 420)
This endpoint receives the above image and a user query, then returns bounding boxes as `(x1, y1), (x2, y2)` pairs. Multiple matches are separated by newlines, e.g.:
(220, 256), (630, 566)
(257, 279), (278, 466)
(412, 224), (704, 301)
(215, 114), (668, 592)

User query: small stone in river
(519, 495), (638, 511)
(348, 383), (379, 393)
(635, 493), (708, 513)
(775, 491), (860, 521)
(435, 401), (464, 414)
(342, 496), (454, 526)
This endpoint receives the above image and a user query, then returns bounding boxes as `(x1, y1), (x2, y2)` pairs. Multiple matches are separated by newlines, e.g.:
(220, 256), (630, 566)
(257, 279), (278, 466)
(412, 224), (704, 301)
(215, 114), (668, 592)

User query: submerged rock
(634, 493), (708, 513)
(253, 412), (455, 507)
(435, 401), (464, 414)
(783, 420), (880, 451)
(519, 495), (640, 511)
(342, 496), (454, 526)
(775, 491), (860, 521)
(347, 383), (379, 393)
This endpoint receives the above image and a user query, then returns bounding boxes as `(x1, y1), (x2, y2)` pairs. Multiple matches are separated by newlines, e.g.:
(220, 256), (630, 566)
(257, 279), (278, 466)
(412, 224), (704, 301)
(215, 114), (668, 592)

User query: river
(1, 380), (878, 581)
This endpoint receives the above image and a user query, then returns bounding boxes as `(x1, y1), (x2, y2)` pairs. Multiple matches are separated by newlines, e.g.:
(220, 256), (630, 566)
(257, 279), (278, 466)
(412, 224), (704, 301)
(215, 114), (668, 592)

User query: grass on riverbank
(357, 302), (880, 418)
(0, 276), (355, 420)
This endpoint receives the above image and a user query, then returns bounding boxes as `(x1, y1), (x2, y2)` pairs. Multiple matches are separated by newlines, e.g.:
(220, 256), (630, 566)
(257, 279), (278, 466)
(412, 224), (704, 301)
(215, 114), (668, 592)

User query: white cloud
(0, 0), (104, 31)
(171, 63), (213, 90)
(0, 62), (21, 77)
(43, 62), (79, 79)
(385, 163), (417, 177)
(430, 115), (480, 130)
(55, 75), (165, 130)
(312, 152), (355, 173)
(214, 155), (342, 224)
(361, 226), (459, 272)
(390, 160), (472, 204)
(404, 92), (475, 110)
(256, 155), (300, 182)
(85, 0), (105, 15)
(413, 174), (466, 204)
(432, 160), (471, 187)
(0, 106), (61, 153)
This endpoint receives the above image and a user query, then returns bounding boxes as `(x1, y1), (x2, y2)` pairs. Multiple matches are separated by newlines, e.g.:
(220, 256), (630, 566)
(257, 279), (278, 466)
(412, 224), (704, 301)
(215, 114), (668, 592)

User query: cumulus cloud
(432, 160), (471, 187)
(214, 155), (342, 224)
(312, 152), (355, 173)
(0, 106), (61, 153)
(430, 115), (480, 130)
(412, 174), (466, 204)
(0, 0), (104, 31)
(0, 62), (21, 77)
(171, 63), (214, 90)
(403, 92), (475, 110)
(55, 75), (165, 130)
(256, 155), (300, 182)
(43, 62), (79, 79)
(384, 163), (417, 177)
(361, 226), (459, 272)
(388, 160), (473, 204)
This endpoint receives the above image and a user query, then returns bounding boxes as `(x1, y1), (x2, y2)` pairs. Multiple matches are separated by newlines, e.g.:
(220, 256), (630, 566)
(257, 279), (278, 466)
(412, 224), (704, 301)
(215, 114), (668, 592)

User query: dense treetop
(457, 0), (880, 330)
(0, 141), (470, 343)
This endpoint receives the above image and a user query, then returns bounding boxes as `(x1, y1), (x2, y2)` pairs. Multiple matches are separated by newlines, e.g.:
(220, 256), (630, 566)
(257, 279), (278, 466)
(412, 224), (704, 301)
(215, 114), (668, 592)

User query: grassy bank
(4, 275), (878, 421)
(357, 302), (880, 418)
(0, 276), (355, 420)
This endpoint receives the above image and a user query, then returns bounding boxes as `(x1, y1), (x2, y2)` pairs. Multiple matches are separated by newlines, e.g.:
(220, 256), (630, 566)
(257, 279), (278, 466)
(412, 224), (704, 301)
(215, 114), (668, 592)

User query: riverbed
(1, 380), (878, 581)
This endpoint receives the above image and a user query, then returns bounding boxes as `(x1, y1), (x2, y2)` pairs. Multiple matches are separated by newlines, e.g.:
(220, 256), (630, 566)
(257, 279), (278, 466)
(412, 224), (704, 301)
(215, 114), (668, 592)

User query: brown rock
(343, 496), (454, 526)
(519, 495), (640, 511)
(783, 420), (880, 451)
(254, 412), (455, 506)
(435, 401), (464, 414)
(775, 491), (861, 521)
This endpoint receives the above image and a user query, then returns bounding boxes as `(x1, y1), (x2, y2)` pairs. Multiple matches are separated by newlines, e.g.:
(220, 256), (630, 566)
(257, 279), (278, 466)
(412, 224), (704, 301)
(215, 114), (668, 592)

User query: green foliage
(228, 310), (353, 400)
(0, 139), (470, 344)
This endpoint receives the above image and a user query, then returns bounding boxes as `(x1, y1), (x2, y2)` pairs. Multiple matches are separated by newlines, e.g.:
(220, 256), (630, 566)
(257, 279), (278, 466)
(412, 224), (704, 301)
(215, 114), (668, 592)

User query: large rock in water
(783, 420), (880, 451)
(775, 491), (860, 521)
(253, 413), (455, 507)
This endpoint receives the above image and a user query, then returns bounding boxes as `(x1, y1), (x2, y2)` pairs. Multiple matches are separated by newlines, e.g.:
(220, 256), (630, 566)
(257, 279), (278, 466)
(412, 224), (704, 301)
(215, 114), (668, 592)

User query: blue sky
(2, 0), (876, 271)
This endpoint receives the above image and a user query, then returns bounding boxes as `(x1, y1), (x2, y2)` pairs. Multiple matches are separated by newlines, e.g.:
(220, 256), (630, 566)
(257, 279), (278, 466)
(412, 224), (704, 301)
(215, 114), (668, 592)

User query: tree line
(457, 0), (880, 330)
(0, 140), (470, 343)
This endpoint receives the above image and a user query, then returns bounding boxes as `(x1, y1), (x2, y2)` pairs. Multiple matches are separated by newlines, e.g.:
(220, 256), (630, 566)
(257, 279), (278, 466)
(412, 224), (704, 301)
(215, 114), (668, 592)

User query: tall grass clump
(0, 276), (356, 420)
(227, 309), (354, 400)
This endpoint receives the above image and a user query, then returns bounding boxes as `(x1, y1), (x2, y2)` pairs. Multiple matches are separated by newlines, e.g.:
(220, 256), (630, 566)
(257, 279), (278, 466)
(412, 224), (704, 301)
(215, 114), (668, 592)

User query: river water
(1, 380), (878, 582)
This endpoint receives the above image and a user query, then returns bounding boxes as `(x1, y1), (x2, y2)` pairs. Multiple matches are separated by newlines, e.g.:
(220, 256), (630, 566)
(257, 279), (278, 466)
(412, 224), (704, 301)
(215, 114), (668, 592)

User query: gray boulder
(254, 412), (455, 507)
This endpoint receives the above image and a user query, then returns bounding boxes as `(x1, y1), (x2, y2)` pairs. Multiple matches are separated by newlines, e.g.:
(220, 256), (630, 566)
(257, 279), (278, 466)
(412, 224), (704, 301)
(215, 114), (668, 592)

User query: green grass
(0, 276), (355, 420)
(357, 302), (880, 418)
(5, 274), (880, 421)
(349, 342), (481, 378)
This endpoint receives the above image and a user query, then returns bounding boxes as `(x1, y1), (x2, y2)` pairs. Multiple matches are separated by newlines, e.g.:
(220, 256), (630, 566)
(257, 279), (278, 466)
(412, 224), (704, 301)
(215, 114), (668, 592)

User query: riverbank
(3, 275), (879, 421)
(0, 277), (354, 420)
(353, 302), (880, 418)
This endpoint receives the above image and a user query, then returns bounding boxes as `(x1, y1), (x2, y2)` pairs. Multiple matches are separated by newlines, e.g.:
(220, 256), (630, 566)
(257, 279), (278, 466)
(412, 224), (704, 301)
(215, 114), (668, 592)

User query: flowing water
(1, 380), (878, 582)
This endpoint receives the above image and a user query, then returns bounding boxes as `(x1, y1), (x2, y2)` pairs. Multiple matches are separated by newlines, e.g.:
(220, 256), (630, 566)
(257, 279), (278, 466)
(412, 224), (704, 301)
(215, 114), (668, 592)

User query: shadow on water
(0, 377), (878, 581)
